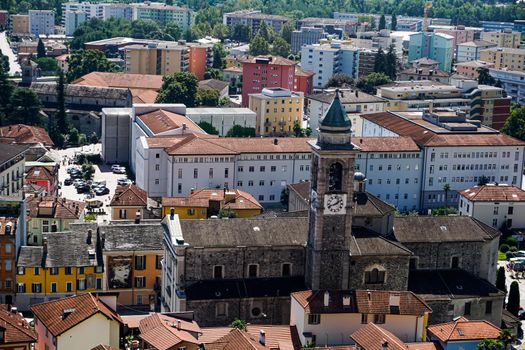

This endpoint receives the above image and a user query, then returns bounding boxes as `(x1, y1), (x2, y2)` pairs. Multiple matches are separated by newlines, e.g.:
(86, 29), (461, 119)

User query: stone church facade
(161, 91), (504, 326)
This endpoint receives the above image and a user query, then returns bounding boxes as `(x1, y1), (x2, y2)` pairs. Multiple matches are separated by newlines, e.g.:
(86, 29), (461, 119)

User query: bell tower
(306, 89), (358, 290)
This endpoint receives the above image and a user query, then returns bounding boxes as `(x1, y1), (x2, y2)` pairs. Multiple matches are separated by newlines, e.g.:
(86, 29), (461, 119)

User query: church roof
(351, 229), (412, 256)
(320, 90), (351, 129)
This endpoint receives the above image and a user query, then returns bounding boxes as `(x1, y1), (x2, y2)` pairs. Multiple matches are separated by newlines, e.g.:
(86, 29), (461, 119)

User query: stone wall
(348, 255), (410, 291)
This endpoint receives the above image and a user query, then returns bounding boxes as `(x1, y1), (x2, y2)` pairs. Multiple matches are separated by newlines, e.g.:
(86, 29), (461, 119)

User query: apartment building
(480, 48), (525, 72)
(64, 11), (86, 36)
(333, 12), (425, 31)
(0, 144), (28, 201)
(481, 29), (522, 48)
(297, 17), (355, 35)
(63, 2), (132, 34)
(455, 60), (495, 79)
(294, 67), (315, 97)
(62, 2), (104, 20)
(248, 87), (304, 136)
(456, 40), (497, 62)
(222, 10), (290, 36)
(362, 109), (525, 210)
(241, 56), (295, 107)
(291, 27), (326, 54)
(306, 88), (385, 135)
(0, 217), (18, 305)
(435, 25), (478, 55)
(187, 42), (213, 80)
(103, 3), (133, 20)
(489, 69), (525, 104)
(11, 14), (29, 35)
(408, 32), (454, 72)
(480, 21), (514, 32)
(354, 29), (405, 59)
(123, 41), (189, 75)
(132, 2), (193, 30)
(28, 10), (55, 36)
(300, 42), (360, 88)
(135, 134), (312, 202)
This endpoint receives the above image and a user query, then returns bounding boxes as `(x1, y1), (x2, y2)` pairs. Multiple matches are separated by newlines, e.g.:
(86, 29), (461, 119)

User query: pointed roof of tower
(320, 89), (351, 129)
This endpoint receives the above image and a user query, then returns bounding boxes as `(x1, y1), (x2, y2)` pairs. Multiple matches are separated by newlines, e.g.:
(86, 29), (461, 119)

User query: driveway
(56, 144), (130, 223)
(0, 31), (21, 76)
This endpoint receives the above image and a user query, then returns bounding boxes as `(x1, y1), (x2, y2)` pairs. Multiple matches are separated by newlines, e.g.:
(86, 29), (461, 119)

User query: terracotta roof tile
(0, 305), (37, 344)
(110, 184), (148, 207)
(0, 124), (54, 146)
(138, 314), (200, 350)
(427, 317), (501, 342)
(354, 137), (420, 152)
(25, 165), (56, 181)
(132, 89), (158, 104)
(31, 293), (122, 337)
(460, 184), (525, 202)
(295, 67), (315, 77)
(353, 323), (438, 350)
(200, 325), (301, 350)
(26, 196), (85, 220)
(91, 345), (119, 350)
(138, 109), (202, 135)
(163, 189), (262, 210)
(72, 72), (163, 90)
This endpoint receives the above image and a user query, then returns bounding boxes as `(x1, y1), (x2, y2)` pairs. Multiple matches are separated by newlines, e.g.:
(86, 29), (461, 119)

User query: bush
(506, 236), (518, 247)
(84, 213), (96, 221)
(500, 244), (510, 253)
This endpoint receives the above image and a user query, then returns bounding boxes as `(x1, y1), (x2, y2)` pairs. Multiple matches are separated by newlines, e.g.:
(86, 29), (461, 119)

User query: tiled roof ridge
(369, 322), (407, 349)
(0, 306), (37, 341)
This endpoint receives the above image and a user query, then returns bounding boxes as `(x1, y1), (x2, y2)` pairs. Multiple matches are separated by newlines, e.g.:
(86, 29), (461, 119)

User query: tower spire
(318, 89), (353, 148)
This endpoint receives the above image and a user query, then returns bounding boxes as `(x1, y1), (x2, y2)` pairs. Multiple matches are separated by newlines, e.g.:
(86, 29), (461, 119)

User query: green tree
(478, 67), (496, 86)
(198, 121), (219, 135)
(56, 70), (69, 134)
(204, 68), (224, 80)
(498, 329), (516, 350)
(34, 57), (57, 74)
(374, 48), (387, 74)
(66, 49), (119, 83)
(231, 24), (251, 42)
(379, 14), (386, 30)
(496, 266), (507, 294)
(326, 73), (354, 88)
(37, 39), (46, 58)
(258, 20), (273, 42)
(478, 175), (490, 186)
(68, 127), (80, 145)
(501, 105), (525, 141)
(293, 120), (303, 137)
(156, 72), (199, 107)
(165, 22), (182, 40)
(0, 62), (14, 126)
(271, 37), (291, 57)
(212, 43), (226, 69)
(9, 88), (42, 126)
(391, 13), (397, 30)
(506, 281), (520, 317)
(226, 125), (256, 137)
(230, 319), (247, 330)
(131, 20), (161, 39)
(250, 34), (270, 56)
(281, 21), (295, 44)
(281, 187), (289, 207)
(385, 44), (397, 79)
(443, 183), (450, 207)
(183, 27), (200, 42)
(218, 207), (237, 218)
(212, 23), (229, 41)
(356, 72), (392, 94)
(196, 88), (220, 106)
(477, 338), (505, 350)
(0, 49), (9, 73)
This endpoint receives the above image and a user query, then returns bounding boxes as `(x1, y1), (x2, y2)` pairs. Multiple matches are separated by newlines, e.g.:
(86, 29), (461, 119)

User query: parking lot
(56, 144), (131, 224)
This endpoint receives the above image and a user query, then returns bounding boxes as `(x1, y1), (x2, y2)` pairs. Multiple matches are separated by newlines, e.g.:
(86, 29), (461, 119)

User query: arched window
(365, 267), (385, 284)
(328, 162), (343, 192)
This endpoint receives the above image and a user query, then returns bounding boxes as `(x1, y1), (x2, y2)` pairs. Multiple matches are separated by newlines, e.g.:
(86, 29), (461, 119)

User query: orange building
(294, 67), (315, 96)
(0, 218), (17, 305)
(188, 43), (213, 80)
(109, 184), (148, 221)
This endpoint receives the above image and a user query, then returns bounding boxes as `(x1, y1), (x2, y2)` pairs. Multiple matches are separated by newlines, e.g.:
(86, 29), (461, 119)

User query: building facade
(222, 10), (290, 36)
(408, 32), (454, 72)
(64, 10), (86, 36)
(0, 144), (27, 201)
(456, 41), (497, 62)
(124, 42), (189, 75)
(291, 27), (326, 54)
(11, 14), (29, 35)
(489, 69), (525, 104)
(481, 29), (522, 48)
(132, 2), (193, 30)
(480, 48), (525, 72)
(28, 10), (55, 36)
(185, 107), (257, 136)
(435, 26), (478, 55)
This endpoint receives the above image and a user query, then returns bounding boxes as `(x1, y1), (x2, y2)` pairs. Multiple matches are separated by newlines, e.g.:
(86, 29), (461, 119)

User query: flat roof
(185, 107), (255, 115)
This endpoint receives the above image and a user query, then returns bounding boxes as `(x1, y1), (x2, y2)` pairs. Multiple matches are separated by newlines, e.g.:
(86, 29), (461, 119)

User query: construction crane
(423, 1), (433, 32)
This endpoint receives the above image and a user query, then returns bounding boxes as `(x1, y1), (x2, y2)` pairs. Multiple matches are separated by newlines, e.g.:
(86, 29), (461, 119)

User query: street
(0, 31), (21, 76)
(56, 144), (129, 223)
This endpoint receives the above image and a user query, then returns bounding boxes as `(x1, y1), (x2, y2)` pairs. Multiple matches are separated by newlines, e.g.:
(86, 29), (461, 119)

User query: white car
(111, 164), (121, 171)
(113, 166), (126, 174)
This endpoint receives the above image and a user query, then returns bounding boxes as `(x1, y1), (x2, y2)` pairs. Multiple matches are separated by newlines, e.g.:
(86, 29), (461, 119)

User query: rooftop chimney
(259, 330), (266, 346)
(273, 138), (278, 145)
(170, 208), (175, 220)
(324, 291), (330, 307)
(343, 295), (351, 307)
(135, 211), (141, 224)
(177, 320), (181, 330)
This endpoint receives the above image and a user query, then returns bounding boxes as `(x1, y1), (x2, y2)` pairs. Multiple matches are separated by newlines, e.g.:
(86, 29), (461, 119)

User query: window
(238, 166), (243, 172)
(361, 314), (368, 324)
(187, 208), (195, 216)
(17, 267), (24, 275)
(119, 209), (127, 219)
(216, 302), (227, 317)
(493, 218), (498, 227)
(156, 153), (160, 159)
(66, 282), (72, 292)
(193, 168), (198, 179)
(178, 169), (183, 179)
(282, 263), (291, 277)
(65, 267), (72, 275)
(494, 206), (499, 215)
(96, 278), (102, 289)
(451, 257), (459, 269)
(77, 279), (86, 290)
(78, 267), (84, 275)
(248, 264), (258, 278)
(374, 314), (386, 324)
(135, 256), (146, 270)
(365, 268), (385, 284)
(271, 166), (276, 172)
(209, 168), (213, 178)
(308, 314), (320, 324)
(156, 255), (162, 269)
(509, 206), (514, 215)
(328, 162), (343, 191)
(17, 283), (25, 293)
(225, 168), (229, 178)
(464, 302), (471, 315)
(214, 265), (223, 279)
(260, 166), (265, 172)
(34, 267), (40, 276)
(409, 258), (418, 270)
(5, 244), (11, 254)
(155, 179), (159, 185)
(51, 282), (57, 293)
(32, 283), (42, 293)
(249, 166), (255, 172)
(50, 267), (59, 275)
(485, 300), (492, 314)
(135, 276), (146, 288)
(155, 164), (160, 171)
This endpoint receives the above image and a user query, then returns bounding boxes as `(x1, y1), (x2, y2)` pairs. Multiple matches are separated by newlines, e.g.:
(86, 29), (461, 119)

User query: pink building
(455, 60), (494, 79)
(435, 25), (479, 55)
(241, 55), (296, 107)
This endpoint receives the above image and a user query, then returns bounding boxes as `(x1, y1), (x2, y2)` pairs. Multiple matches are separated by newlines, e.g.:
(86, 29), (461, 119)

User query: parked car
(64, 178), (73, 186)
(76, 184), (90, 194)
(94, 187), (110, 196)
(92, 180), (106, 187)
(73, 179), (86, 187)
(117, 178), (132, 186)
(111, 164), (121, 172)
(113, 166), (126, 174)
(67, 166), (80, 174)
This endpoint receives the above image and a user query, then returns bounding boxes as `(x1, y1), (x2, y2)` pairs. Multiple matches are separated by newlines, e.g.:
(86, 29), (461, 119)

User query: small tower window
(328, 162), (343, 192)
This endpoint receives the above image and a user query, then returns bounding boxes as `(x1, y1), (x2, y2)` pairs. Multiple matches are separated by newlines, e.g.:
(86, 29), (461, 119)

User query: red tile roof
(200, 325), (300, 350)
(0, 124), (54, 146)
(25, 165), (56, 182)
(352, 323), (437, 350)
(460, 184), (525, 202)
(291, 290), (431, 315)
(109, 184), (148, 207)
(91, 345), (119, 350)
(0, 305), (37, 344)
(354, 137), (420, 152)
(427, 317), (501, 342)
(295, 67), (315, 77)
(31, 293), (122, 337)
(162, 188), (262, 210)
(138, 109), (202, 135)
(138, 314), (201, 350)
(72, 72), (163, 90)
(26, 196), (85, 220)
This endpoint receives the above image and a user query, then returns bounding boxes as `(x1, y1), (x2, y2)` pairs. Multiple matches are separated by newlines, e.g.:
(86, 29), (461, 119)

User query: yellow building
(16, 230), (104, 308)
(11, 14), (29, 35)
(109, 184), (148, 221)
(124, 42), (189, 75)
(248, 87), (304, 136)
(480, 47), (525, 72)
(481, 29), (522, 48)
(162, 188), (263, 219)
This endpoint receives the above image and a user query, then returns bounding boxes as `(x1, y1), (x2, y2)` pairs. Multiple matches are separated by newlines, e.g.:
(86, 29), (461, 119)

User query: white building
(489, 69), (525, 104)
(28, 10), (55, 36)
(184, 107), (256, 136)
(131, 2), (193, 31)
(290, 290), (431, 347)
(64, 11), (86, 36)
(62, 2), (104, 20)
(459, 184), (525, 229)
(135, 134), (312, 202)
(306, 89), (385, 135)
(362, 109), (525, 210)
(456, 40), (497, 62)
(103, 3), (133, 20)
(301, 42), (360, 88)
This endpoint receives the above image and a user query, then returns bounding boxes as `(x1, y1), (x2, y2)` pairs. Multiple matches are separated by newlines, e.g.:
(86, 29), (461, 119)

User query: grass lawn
(498, 251), (507, 260)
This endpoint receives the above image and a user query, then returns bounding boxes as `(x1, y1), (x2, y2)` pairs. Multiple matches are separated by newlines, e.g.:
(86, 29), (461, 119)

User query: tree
(231, 24), (251, 42)
(37, 39), (46, 58)
(212, 23), (229, 41)
(443, 183), (450, 207)
(326, 73), (354, 88)
(66, 49), (119, 82)
(391, 13), (397, 30)
(230, 319), (247, 330)
(218, 207), (237, 218)
(478, 67), (496, 86)
(9, 88), (42, 126)
(0, 62), (14, 126)
(478, 175), (490, 186)
(293, 120), (303, 137)
(281, 21), (295, 44)
(183, 27), (200, 42)
(212, 43), (226, 69)
(385, 45), (397, 80)
(258, 21), (273, 43)
(498, 329), (516, 350)
(34, 57), (57, 74)
(204, 68), (223, 80)
(0, 49), (9, 73)
(198, 121), (219, 135)
(156, 72), (199, 107)
(68, 127), (80, 145)
(196, 88), (220, 106)
(506, 281), (520, 317)
(56, 70), (69, 134)
(356, 72), (392, 94)
(477, 338), (505, 350)
(281, 187), (289, 207)
(496, 266), (506, 293)
(379, 14), (386, 30)
(165, 22), (182, 41)
(131, 20), (161, 39)
(250, 34), (270, 56)
(226, 125), (256, 137)
(374, 48), (387, 74)
(501, 105), (525, 141)
(271, 37), (291, 57)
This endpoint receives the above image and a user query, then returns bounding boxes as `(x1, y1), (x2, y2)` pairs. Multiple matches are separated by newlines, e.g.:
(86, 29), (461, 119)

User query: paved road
(0, 31), (21, 76)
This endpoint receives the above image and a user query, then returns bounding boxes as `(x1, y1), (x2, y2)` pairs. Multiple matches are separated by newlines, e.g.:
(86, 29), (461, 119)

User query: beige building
(480, 47), (525, 72)
(481, 29), (522, 48)
(11, 14), (29, 35)
(124, 42), (189, 75)
(248, 87), (304, 136)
